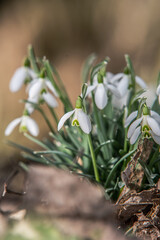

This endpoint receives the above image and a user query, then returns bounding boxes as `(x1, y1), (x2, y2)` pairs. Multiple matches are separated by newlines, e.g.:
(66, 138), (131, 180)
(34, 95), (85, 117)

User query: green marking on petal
(142, 125), (150, 132)
(72, 119), (80, 126)
(19, 125), (28, 133)
(144, 132), (150, 138)
(41, 88), (47, 94)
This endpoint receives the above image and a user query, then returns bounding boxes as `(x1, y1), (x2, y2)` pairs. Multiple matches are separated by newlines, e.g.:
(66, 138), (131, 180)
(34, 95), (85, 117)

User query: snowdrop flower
(125, 105), (160, 145)
(110, 73), (147, 97)
(28, 77), (58, 108)
(58, 97), (91, 134)
(86, 72), (120, 110)
(5, 114), (39, 136)
(9, 66), (37, 92)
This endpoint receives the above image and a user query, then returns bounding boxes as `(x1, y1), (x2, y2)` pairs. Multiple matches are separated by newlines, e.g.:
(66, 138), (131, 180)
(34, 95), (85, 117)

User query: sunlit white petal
(127, 117), (143, 138)
(26, 117), (39, 136)
(125, 111), (138, 127)
(109, 73), (124, 83)
(150, 111), (160, 124)
(117, 75), (129, 97)
(106, 72), (114, 80)
(107, 84), (121, 97)
(42, 92), (58, 107)
(95, 83), (108, 109)
(147, 116), (160, 136)
(150, 130), (160, 145)
(58, 110), (75, 131)
(26, 79), (38, 93)
(27, 69), (37, 79)
(29, 79), (43, 98)
(9, 67), (27, 92)
(135, 76), (147, 89)
(85, 85), (96, 98)
(5, 118), (22, 136)
(77, 109), (91, 134)
(46, 80), (59, 97)
(130, 126), (141, 145)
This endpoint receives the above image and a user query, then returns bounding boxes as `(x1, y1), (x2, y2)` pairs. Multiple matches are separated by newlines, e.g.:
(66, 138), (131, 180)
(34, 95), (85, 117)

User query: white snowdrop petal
(26, 117), (39, 136)
(9, 67), (27, 92)
(58, 110), (75, 131)
(107, 84), (121, 97)
(130, 126), (141, 145)
(117, 75), (129, 97)
(42, 92), (58, 107)
(29, 79), (43, 98)
(85, 85), (96, 98)
(125, 111), (138, 128)
(156, 85), (160, 95)
(135, 76), (147, 89)
(77, 109), (91, 134)
(95, 83), (108, 110)
(109, 73), (124, 83)
(150, 111), (160, 124)
(46, 80), (59, 97)
(106, 72), (114, 80)
(147, 116), (160, 136)
(26, 79), (38, 93)
(5, 118), (22, 136)
(127, 117), (143, 138)
(27, 69), (37, 79)
(150, 130), (160, 145)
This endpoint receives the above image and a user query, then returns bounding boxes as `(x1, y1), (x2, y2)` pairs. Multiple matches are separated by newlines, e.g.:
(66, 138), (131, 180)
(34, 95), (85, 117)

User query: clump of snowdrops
(5, 45), (160, 200)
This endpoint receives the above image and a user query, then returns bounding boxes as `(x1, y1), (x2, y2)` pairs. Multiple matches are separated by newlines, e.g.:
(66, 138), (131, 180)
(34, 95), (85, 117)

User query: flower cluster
(5, 46), (160, 201)
(125, 105), (160, 145)
(5, 58), (59, 136)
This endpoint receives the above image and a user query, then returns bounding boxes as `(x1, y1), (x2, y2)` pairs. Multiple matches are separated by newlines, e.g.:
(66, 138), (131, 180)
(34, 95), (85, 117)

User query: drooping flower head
(5, 109), (39, 137)
(27, 68), (58, 108)
(86, 63), (120, 110)
(110, 72), (147, 98)
(9, 58), (37, 92)
(58, 96), (91, 134)
(125, 104), (160, 145)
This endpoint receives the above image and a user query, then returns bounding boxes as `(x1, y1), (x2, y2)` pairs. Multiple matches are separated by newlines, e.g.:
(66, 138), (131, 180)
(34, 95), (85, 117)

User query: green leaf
(104, 149), (136, 188)
(81, 53), (96, 84)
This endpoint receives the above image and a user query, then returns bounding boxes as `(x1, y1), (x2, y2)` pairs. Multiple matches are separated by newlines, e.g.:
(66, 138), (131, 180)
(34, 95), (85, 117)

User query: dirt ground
(0, 165), (137, 240)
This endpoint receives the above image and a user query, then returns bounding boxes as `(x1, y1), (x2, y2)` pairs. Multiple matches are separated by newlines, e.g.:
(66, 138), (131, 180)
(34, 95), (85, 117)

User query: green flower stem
(28, 45), (39, 73)
(123, 127), (128, 153)
(125, 54), (135, 93)
(37, 108), (55, 134)
(149, 147), (159, 168)
(92, 97), (110, 159)
(87, 133), (100, 183)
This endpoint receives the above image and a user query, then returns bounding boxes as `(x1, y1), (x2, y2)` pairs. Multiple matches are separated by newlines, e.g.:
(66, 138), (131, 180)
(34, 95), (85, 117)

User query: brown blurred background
(0, 0), (160, 164)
